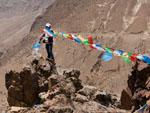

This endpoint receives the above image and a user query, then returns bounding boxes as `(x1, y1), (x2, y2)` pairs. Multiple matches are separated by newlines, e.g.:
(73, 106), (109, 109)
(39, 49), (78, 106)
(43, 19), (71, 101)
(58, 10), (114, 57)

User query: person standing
(39, 23), (55, 63)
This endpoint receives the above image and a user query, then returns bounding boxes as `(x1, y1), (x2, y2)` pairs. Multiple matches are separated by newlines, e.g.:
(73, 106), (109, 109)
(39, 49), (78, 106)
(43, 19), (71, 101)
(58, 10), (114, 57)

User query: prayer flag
(32, 42), (41, 49)
(101, 52), (113, 62)
(105, 47), (112, 53)
(72, 35), (82, 44)
(83, 39), (89, 45)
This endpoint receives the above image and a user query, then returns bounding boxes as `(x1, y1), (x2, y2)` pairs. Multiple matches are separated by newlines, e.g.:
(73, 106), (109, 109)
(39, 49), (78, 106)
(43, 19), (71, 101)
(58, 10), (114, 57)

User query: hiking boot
(46, 58), (53, 61)
(46, 58), (56, 65)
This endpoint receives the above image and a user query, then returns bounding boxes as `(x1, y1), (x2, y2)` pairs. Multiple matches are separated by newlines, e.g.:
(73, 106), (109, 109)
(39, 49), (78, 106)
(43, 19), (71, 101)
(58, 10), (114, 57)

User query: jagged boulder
(63, 69), (83, 91)
(48, 74), (64, 90)
(78, 85), (97, 98)
(120, 88), (132, 110)
(5, 69), (39, 107)
(121, 61), (150, 112)
(5, 59), (54, 107)
(93, 90), (119, 107)
(63, 69), (80, 79)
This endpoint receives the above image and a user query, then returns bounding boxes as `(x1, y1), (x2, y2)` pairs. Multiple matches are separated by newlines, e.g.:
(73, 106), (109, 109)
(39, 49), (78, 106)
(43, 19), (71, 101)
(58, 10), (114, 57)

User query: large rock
(5, 69), (39, 107)
(48, 74), (64, 90)
(120, 88), (132, 110)
(78, 85), (97, 98)
(63, 69), (80, 79)
(121, 61), (150, 112)
(62, 69), (83, 92)
(93, 90), (119, 107)
(5, 59), (54, 107)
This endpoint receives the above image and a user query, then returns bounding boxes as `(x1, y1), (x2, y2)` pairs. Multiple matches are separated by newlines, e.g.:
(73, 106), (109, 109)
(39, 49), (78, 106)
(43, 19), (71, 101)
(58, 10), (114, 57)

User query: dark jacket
(40, 30), (54, 44)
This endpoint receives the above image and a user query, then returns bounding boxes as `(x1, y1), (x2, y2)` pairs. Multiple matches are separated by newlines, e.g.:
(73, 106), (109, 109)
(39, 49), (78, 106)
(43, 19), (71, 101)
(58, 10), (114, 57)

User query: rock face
(5, 69), (39, 107)
(5, 59), (126, 113)
(5, 59), (55, 107)
(120, 61), (150, 112)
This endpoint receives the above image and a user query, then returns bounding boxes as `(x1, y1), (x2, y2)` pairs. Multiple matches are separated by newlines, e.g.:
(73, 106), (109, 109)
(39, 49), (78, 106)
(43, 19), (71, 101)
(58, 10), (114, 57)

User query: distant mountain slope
(31, 0), (150, 34)
(0, 0), (55, 18)
(0, 0), (55, 64)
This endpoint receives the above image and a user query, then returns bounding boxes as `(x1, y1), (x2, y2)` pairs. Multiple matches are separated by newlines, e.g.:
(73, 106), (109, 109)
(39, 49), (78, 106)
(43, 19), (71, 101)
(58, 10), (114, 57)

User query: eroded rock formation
(5, 59), (126, 113)
(121, 61), (150, 113)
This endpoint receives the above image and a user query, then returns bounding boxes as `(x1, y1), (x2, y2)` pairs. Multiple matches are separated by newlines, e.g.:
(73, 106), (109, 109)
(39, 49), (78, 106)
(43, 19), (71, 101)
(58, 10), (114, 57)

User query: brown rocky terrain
(4, 58), (150, 113)
(1, 0), (150, 112)
(5, 59), (128, 113)
(120, 60), (150, 112)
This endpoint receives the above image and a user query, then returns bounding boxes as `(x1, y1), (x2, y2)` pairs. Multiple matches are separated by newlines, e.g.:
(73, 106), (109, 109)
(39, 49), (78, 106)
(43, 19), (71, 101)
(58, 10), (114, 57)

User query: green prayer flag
(83, 39), (89, 45)
(128, 52), (132, 57)
(63, 34), (69, 38)
(105, 48), (112, 53)
(122, 56), (131, 64)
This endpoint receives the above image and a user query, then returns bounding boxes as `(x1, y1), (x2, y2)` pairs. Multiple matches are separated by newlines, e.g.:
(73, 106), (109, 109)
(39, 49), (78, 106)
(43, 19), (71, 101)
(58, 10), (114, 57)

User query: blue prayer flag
(32, 42), (41, 49)
(72, 35), (82, 44)
(101, 52), (113, 62)
(143, 55), (150, 64)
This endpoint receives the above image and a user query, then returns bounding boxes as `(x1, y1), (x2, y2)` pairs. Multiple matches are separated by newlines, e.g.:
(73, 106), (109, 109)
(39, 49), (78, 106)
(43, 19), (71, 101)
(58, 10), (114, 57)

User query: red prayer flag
(88, 35), (93, 44)
(68, 34), (73, 40)
(88, 35), (94, 49)
(130, 53), (138, 62)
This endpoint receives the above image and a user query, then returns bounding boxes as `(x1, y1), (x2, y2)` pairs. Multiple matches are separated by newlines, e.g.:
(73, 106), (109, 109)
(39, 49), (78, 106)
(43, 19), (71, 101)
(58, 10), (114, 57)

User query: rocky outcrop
(5, 59), (56, 107)
(5, 59), (126, 113)
(5, 69), (39, 107)
(120, 61), (150, 112)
